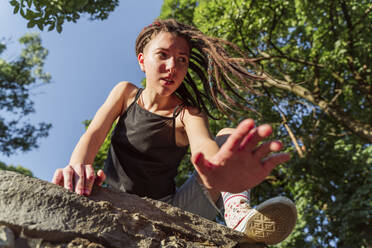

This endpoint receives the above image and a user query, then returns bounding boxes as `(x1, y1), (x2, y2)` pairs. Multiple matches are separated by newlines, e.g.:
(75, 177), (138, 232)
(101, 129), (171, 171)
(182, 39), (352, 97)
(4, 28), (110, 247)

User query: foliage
(160, 1), (372, 247)
(0, 33), (51, 156)
(0, 160), (33, 176)
(8, 0), (119, 33)
(159, 0), (197, 25)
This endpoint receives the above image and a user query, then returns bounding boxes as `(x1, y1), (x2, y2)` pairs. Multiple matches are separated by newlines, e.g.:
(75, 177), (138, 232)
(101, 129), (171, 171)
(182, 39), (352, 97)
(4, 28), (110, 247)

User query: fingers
(52, 169), (64, 186)
(262, 153), (291, 173)
(223, 119), (255, 152)
(253, 141), (283, 158)
(52, 164), (103, 196)
(84, 164), (95, 195)
(240, 124), (273, 151)
(95, 170), (106, 186)
(74, 164), (85, 195)
(63, 165), (74, 191)
(222, 119), (273, 153)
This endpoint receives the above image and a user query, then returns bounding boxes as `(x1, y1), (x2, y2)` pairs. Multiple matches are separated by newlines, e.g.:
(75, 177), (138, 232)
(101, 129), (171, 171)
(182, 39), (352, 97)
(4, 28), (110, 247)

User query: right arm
(52, 81), (137, 195)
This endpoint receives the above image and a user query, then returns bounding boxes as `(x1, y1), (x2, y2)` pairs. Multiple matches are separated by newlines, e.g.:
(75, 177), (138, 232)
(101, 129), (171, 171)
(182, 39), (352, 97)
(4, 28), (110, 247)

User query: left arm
(182, 107), (219, 161)
(182, 107), (221, 200)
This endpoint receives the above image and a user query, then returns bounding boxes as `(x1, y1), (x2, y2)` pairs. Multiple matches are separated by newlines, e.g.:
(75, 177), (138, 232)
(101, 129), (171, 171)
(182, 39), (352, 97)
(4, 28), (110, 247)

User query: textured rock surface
(0, 170), (265, 248)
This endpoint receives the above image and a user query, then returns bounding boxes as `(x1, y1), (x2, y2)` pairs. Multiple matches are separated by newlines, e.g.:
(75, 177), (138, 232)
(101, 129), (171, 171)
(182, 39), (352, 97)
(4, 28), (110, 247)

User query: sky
(0, 1), (164, 181)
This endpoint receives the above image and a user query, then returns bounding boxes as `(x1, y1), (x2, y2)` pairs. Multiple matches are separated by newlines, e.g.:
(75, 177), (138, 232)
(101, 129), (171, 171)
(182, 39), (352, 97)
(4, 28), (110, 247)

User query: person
(52, 19), (297, 245)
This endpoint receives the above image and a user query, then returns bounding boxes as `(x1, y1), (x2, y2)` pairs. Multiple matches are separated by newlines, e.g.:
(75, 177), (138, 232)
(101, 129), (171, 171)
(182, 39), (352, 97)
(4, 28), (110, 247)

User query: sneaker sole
(240, 196), (297, 245)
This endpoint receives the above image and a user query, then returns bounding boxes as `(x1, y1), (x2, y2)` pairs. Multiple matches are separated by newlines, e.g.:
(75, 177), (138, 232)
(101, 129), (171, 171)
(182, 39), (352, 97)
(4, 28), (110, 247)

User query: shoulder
(112, 81), (139, 102)
(111, 81), (138, 98)
(174, 105), (210, 147)
(183, 105), (205, 119)
(106, 81), (139, 115)
(181, 105), (208, 127)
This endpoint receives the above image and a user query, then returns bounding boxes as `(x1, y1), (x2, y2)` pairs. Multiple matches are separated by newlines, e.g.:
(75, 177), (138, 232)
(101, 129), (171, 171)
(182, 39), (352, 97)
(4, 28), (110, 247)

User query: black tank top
(104, 88), (189, 199)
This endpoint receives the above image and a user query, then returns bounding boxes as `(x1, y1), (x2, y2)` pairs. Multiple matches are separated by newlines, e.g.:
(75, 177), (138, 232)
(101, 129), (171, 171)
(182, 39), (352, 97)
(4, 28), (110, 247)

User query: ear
(137, 53), (145, 72)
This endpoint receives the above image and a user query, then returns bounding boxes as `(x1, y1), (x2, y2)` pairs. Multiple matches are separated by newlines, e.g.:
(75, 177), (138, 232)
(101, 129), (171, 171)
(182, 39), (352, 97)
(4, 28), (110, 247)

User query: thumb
(192, 152), (215, 176)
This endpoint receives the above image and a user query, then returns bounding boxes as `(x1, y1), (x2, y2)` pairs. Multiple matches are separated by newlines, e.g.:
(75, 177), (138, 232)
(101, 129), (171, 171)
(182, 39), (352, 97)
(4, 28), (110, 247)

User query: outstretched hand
(192, 119), (290, 193)
(52, 164), (106, 196)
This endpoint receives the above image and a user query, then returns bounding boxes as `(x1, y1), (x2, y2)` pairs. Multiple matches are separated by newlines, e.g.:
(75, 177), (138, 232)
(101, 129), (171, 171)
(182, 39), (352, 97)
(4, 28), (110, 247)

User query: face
(137, 32), (190, 97)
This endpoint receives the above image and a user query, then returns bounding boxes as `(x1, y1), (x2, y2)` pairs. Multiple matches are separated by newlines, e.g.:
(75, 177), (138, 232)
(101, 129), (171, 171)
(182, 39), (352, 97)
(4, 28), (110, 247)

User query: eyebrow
(155, 48), (189, 56)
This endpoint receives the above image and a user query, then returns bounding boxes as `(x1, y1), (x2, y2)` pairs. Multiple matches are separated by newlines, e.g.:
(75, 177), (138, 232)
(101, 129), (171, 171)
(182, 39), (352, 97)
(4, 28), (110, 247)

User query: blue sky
(0, 1), (164, 181)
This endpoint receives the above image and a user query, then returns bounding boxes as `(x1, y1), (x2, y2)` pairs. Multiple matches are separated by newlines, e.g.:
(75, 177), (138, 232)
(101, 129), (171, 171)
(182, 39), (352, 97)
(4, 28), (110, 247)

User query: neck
(140, 87), (178, 113)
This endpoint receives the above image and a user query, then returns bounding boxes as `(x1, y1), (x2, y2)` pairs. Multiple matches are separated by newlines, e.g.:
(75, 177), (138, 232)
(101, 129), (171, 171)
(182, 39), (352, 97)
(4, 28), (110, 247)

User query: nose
(165, 57), (176, 73)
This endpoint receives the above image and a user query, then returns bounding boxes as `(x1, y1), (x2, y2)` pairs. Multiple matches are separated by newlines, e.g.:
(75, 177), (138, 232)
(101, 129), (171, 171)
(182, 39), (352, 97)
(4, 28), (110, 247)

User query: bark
(0, 170), (264, 248)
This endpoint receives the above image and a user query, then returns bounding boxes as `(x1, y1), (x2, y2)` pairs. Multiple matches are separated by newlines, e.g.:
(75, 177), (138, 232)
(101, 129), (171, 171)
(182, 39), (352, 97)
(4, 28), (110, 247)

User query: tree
(0, 33), (51, 156)
(160, 1), (372, 247)
(8, 0), (119, 33)
(0, 160), (33, 176)
(160, 0), (197, 25)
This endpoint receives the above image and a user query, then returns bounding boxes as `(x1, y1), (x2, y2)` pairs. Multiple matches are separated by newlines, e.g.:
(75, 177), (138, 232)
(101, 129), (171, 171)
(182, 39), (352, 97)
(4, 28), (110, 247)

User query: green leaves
(160, 0), (197, 25)
(74, 0), (89, 10)
(160, 0), (372, 247)
(8, 0), (119, 32)
(56, 22), (62, 33)
(0, 161), (33, 177)
(0, 33), (51, 155)
(27, 20), (36, 28)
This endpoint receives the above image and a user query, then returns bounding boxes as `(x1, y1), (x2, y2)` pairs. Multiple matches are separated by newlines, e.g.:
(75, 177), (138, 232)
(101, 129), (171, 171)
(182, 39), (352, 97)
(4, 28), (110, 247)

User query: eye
(178, 57), (188, 63)
(158, 52), (167, 59)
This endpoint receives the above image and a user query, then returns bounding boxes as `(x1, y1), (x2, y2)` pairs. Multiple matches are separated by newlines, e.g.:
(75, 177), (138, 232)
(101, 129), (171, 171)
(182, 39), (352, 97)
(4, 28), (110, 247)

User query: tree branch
(262, 73), (372, 143)
(259, 50), (325, 69)
(330, 70), (372, 106)
(329, 0), (338, 41)
(340, 0), (354, 31)
(261, 83), (305, 158)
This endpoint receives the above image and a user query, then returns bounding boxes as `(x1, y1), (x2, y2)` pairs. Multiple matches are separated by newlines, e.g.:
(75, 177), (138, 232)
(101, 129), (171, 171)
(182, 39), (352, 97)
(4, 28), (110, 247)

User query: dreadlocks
(135, 19), (263, 119)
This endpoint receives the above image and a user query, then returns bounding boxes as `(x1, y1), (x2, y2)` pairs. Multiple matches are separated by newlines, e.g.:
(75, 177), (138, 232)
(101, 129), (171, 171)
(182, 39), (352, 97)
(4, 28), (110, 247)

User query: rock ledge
(0, 170), (265, 248)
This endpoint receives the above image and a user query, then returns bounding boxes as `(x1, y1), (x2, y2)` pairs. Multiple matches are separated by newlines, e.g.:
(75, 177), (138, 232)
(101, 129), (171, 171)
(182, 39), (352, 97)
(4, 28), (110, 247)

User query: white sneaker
(226, 196), (297, 245)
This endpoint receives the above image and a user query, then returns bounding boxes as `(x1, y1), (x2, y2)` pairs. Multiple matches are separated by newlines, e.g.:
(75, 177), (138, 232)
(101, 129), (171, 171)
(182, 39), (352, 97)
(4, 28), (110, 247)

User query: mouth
(161, 77), (175, 85)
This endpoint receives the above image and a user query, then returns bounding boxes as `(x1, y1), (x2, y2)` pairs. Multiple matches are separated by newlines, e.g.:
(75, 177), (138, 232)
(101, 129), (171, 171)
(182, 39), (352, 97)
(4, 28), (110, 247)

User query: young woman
(53, 19), (297, 245)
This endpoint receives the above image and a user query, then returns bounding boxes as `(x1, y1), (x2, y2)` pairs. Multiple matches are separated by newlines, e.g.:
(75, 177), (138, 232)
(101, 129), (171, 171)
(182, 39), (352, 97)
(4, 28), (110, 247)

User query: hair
(135, 19), (263, 119)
